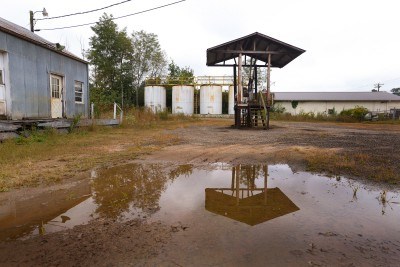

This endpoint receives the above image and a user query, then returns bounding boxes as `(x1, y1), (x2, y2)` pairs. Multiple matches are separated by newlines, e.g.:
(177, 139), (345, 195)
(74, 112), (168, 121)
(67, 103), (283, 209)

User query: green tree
(165, 61), (195, 109)
(131, 30), (168, 107)
(243, 58), (266, 90)
(87, 13), (132, 105)
(167, 61), (194, 84)
(391, 88), (400, 96)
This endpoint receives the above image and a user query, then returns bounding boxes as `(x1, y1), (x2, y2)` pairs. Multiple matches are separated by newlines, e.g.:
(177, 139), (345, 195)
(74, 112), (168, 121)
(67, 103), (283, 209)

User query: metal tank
(172, 85), (194, 115)
(200, 85), (222, 115)
(228, 85), (235, 115)
(144, 86), (166, 112)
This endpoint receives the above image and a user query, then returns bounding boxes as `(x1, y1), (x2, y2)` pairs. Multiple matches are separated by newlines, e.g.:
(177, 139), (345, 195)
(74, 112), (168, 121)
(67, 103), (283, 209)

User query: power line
(35, 0), (186, 31)
(36, 0), (132, 21)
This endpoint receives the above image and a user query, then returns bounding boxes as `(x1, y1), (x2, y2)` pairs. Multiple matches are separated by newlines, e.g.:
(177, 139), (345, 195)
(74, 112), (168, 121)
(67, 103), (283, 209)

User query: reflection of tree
(169, 164), (193, 180)
(92, 164), (193, 219)
(237, 165), (267, 189)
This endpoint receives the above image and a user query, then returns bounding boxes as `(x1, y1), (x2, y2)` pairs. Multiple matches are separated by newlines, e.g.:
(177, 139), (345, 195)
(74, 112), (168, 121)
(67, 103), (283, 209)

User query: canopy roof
(206, 32), (305, 68)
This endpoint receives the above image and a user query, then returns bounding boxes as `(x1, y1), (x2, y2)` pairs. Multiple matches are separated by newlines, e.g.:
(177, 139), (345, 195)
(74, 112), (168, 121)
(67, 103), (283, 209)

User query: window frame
(0, 69), (4, 85)
(74, 81), (84, 104)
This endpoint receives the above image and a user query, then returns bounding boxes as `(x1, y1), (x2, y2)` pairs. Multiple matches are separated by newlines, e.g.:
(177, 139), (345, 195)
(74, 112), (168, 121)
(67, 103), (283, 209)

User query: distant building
(0, 17), (89, 120)
(273, 92), (400, 115)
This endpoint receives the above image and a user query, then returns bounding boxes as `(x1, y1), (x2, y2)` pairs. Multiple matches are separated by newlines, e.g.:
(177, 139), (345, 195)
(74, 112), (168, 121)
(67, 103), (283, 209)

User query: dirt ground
(1, 119), (400, 266)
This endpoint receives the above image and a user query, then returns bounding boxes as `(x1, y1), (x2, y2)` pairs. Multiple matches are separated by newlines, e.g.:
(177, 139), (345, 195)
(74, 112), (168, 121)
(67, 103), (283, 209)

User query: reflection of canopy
(205, 188), (299, 226)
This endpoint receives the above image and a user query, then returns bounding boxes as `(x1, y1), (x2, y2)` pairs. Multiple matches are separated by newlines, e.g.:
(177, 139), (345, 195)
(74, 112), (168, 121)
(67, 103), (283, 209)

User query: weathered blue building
(0, 17), (89, 120)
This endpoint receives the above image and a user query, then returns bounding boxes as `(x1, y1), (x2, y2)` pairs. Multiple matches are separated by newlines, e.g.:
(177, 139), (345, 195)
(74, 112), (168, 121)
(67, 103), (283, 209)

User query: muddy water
(1, 163), (399, 264)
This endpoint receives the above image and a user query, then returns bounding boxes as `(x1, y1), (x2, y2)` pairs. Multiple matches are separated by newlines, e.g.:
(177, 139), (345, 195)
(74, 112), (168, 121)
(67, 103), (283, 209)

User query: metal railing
(145, 75), (251, 86)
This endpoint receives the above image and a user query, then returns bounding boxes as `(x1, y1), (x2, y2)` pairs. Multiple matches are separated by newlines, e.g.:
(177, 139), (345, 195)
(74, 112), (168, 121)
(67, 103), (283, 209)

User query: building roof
(206, 32), (305, 68)
(273, 91), (400, 102)
(0, 17), (87, 64)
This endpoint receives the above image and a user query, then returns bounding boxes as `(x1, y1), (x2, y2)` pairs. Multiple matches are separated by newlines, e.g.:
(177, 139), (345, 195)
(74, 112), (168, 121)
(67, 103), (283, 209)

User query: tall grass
(121, 107), (197, 128)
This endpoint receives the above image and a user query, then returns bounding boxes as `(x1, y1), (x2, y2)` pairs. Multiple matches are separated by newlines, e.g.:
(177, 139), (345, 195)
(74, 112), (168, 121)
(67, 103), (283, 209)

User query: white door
(50, 74), (63, 118)
(0, 53), (6, 115)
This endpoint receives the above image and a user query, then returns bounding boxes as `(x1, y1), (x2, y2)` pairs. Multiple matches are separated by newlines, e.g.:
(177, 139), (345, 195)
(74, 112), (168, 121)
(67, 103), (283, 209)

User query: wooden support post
(236, 165), (240, 205)
(263, 165), (268, 205)
(238, 53), (242, 104)
(267, 53), (271, 106)
(266, 53), (271, 130)
(233, 65), (240, 128)
(254, 64), (258, 99)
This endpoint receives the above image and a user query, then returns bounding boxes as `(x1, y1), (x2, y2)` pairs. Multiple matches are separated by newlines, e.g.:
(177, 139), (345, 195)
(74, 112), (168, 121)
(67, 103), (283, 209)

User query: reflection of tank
(172, 85), (194, 115)
(200, 85), (222, 114)
(205, 165), (299, 226)
(144, 86), (166, 112)
(228, 85), (235, 115)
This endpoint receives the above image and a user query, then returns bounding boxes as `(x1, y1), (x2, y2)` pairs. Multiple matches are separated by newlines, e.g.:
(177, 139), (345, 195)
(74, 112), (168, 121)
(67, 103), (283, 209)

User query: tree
(167, 61), (194, 84)
(164, 61), (195, 109)
(391, 88), (400, 96)
(242, 58), (266, 90)
(87, 13), (132, 105)
(131, 30), (168, 107)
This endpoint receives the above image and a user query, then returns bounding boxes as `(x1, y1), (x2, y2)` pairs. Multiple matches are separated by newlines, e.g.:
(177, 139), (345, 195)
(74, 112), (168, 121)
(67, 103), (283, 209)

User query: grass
(0, 110), (199, 192)
(305, 150), (400, 184)
(271, 112), (400, 124)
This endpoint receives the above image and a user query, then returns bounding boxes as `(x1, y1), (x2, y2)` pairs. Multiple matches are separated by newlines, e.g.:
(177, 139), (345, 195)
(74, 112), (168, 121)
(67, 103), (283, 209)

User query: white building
(273, 92), (400, 115)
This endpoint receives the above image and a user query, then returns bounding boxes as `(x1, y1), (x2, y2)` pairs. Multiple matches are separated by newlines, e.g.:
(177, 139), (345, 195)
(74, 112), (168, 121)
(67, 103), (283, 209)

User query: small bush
(271, 103), (286, 113)
(339, 106), (368, 122)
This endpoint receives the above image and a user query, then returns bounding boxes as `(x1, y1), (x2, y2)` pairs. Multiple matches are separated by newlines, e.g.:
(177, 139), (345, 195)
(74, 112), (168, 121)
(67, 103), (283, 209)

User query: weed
(69, 114), (82, 133)
(378, 190), (387, 205)
(350, 184), (360, 200)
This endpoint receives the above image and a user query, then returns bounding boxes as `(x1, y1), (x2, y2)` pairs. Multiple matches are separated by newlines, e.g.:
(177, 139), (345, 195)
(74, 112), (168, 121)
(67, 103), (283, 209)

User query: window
(51, 75), (61, 99)
(75, 81), (83, 103)
(0, 70), (3, 85)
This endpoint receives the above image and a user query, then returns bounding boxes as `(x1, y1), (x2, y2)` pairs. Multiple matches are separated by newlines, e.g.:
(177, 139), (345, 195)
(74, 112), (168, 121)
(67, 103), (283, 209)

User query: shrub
(339, 106), (368, 122)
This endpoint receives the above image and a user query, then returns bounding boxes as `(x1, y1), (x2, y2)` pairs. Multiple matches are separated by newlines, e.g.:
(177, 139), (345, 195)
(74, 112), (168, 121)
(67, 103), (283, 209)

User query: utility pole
(29, 8), (48, 32)
(29, 11), (34, 32)
(374, 82), (384, 92)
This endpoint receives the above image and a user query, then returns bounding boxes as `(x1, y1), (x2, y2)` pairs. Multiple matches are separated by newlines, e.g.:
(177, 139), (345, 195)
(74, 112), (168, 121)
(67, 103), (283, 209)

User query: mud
(1, 121), (400, 266)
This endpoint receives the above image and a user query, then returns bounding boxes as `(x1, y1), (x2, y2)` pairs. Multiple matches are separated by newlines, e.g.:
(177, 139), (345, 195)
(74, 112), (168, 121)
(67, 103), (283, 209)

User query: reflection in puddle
(205, 165), (299, 226)
(1, 162), (399, 253)
(91, 164), (193, 219)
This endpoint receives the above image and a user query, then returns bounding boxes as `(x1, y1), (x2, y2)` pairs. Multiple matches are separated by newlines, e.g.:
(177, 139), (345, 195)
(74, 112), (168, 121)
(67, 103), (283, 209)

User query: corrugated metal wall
(0, 31), (88, 120)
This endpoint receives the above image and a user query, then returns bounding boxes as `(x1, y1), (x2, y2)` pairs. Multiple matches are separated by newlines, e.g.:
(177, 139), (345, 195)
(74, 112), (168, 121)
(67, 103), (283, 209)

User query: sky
(1, 0), (400, 92)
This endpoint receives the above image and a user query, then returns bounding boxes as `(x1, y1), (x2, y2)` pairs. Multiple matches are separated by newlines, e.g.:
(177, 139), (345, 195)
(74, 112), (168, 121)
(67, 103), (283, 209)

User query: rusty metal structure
(206, 32), (305, 129)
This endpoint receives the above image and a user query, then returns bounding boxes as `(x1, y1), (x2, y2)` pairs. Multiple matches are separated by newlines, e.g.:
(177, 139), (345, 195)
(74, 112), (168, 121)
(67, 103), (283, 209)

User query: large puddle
(1, 163), (400, 263)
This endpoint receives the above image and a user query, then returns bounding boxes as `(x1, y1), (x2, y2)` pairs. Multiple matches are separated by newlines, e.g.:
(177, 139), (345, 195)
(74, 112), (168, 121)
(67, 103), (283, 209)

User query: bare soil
(1, 119), (400, 266)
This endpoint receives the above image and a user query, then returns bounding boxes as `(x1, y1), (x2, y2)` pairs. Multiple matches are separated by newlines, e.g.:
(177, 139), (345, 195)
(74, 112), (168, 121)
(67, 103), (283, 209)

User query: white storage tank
(172, 85), (194, 115)
(200, 85), (222, 115)
(144, 86), (166, 112)
(228, 85), (235, 115)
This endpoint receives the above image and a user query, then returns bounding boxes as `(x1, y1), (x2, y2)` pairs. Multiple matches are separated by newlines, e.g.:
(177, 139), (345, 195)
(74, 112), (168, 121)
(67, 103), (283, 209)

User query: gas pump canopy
(206, 32), (305, 67)
(206, 32), (305, 129)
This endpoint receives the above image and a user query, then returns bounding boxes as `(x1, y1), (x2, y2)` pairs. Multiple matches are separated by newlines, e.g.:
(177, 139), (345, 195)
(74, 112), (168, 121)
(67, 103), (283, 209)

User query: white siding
(276, 101), (400, 115)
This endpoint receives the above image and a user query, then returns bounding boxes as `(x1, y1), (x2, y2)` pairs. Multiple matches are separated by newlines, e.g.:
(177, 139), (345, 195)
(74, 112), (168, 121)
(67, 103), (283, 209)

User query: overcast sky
(1, 0), (400, 92)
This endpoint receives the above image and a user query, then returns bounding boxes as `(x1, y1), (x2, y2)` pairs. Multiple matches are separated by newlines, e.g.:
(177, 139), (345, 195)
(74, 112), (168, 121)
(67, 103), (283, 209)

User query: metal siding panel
(65, 58), (75, 118)
(7, 37), (25, 119)
(36, 46), (51, 118)
(75, 104), (85, 115)
(2, 30), (88, 119)
(0, 32), (7, 50)
(23, 42), (38, 118)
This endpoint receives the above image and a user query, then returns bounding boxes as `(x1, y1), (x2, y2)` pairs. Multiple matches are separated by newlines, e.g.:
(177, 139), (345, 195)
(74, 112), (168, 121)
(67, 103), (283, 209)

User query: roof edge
(0, 25), (88, 64)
